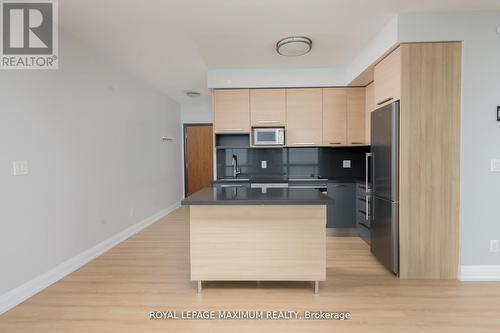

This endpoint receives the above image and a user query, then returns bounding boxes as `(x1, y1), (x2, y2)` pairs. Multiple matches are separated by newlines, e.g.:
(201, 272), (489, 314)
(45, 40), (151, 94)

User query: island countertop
(181, 187), (333, 205)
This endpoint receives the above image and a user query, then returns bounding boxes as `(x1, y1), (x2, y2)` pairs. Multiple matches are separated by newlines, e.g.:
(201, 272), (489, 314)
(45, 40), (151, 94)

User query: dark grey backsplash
(217, 146), (370, 179)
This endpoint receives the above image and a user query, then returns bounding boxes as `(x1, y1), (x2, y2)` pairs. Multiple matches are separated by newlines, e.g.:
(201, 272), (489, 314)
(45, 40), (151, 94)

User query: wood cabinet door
(322, 88), (347, 146)
(286, 88), (323, 146)
(364, 82), (374, 145)
(347, 88), (366, 145)
(250, 89), (286, 126)
(374, 46), (401, 107)
(213, 89), (250, 133)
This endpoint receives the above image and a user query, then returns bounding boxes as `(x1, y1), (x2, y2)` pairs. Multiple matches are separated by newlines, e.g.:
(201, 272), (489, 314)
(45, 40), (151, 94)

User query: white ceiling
(60, 0), (500, 104)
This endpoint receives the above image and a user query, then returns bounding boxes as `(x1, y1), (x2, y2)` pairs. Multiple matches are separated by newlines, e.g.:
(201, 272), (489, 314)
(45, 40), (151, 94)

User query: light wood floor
(1, 207), (499, 333)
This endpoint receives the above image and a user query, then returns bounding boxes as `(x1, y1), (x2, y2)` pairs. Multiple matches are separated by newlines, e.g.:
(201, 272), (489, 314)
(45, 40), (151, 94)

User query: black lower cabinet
(326, 183), (356, 228)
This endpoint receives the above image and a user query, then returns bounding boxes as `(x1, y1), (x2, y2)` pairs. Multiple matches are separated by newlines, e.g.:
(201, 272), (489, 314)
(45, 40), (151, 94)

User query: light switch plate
(261, 160), (267, 169)
(13, 160), (29, 176)
(342, 160), (351, 168)
(490, 240), (499, 253)
(491, 159), (500, 172)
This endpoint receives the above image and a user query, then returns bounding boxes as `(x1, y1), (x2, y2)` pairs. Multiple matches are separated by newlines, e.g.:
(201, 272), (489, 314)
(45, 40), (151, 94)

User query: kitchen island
(181, 187), (332, 293)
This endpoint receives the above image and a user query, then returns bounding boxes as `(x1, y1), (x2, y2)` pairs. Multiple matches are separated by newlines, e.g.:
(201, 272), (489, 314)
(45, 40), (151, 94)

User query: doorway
(184, 124), (214, 196)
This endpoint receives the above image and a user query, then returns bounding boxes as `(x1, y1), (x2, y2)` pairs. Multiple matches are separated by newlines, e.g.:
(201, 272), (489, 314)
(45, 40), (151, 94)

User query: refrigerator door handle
(365, 152), (372, 193)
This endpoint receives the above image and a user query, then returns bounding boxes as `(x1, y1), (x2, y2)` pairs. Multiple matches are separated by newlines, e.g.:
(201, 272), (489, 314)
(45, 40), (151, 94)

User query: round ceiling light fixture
(185, 91), (201, 98)
(276, 36), (312, 57)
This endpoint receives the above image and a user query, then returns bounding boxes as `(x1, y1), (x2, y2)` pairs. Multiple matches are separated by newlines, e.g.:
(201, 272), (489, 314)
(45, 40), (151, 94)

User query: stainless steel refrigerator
(370, 101), (399, 275)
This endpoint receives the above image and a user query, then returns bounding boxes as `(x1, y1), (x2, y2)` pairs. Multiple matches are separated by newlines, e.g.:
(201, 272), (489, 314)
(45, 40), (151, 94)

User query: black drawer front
(357, 223), (370, 244)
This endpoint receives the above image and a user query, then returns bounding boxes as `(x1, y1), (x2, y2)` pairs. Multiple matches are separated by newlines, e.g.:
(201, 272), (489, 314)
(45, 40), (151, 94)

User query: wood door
(286, 88), (323, 146)
(347, 88), (366, 145)
(250, 88), (286, 126)
(213, 89), (250, 133)
(184, 124), (213, 196)
(322, 88), (347, 146)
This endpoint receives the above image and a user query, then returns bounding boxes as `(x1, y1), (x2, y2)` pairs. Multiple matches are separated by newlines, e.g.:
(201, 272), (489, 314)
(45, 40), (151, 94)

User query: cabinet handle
(377, 97), (394, 106)
(330, 142), (342, 145)
(366, 195), (370, 221)
(365, 152), (372, 193)
(257, 120), (280, 123)
(293, 142), (315, 145)
(351, 142), (364, 145)
(222, 128), (243, 132)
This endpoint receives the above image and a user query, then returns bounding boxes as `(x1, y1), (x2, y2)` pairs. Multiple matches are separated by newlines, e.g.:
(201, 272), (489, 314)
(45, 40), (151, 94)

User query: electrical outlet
(491, 159), (500, 172)
(261, 160), (267, 169)
(342, 160), (351, 168)
(490, 240), (499, 253)
(12, 160), (29, 176)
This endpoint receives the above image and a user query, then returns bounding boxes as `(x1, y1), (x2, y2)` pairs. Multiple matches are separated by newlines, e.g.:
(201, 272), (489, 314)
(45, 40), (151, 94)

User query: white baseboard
(459, 265), (500, 281)
(0, 202), (180, 315)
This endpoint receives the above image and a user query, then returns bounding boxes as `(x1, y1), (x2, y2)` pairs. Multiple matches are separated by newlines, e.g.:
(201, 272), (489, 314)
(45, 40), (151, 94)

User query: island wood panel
(399, 42), (461, 279)
(374, 46), (401, 107)
(346, 88), (366, 145)
(285, 88), (323, 146)
(213, 89), (250, 133)
(189, 205), (326, 281)
(250, 88), (286, 126)
(322, 88), (347, 145)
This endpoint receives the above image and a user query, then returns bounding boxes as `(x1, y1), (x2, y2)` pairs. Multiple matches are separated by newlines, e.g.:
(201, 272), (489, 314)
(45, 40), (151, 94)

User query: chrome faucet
(232, 154), (241, 178)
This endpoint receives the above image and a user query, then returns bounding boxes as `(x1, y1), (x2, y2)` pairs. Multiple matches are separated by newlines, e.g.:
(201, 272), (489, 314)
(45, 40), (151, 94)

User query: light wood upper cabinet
(364, 82), (374, 145)
(250, 89), (286, 126)
(347, 88), (366, 145)
(322, 88), (347, 146)
(213, 89), (250, 133)
(374, 46), (401, 107)
(286, 88), (323, 146)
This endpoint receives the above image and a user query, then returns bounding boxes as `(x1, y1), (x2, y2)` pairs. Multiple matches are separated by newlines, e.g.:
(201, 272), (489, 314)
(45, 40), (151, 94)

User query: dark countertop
(181, 187), (333, 205)
(214, 177), (365, 184)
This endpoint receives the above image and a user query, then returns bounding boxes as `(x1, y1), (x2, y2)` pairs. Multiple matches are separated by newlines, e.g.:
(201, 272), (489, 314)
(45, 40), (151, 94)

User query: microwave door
(256, 130), (276, 145)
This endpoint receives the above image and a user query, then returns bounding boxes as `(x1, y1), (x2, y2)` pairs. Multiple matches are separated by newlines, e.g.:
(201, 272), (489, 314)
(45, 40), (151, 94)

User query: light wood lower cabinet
(347, 88), (367, 145)
(286, 88), (323, 146)
(213, 89), (250, 133)
(250, 88), (286, 126)
(322, 88), (347, 146)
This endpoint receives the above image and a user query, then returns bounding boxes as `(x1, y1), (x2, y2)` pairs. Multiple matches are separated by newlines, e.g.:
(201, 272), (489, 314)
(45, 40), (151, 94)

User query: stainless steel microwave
(252, 127), (285, 146)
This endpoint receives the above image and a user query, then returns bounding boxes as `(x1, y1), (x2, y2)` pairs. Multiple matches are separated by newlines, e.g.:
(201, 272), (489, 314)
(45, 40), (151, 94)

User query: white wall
(397, 11), (500, 266)
(181, 103), (213, 124)
(207, 67), (347, 89)
(0, 30), (182, 297)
